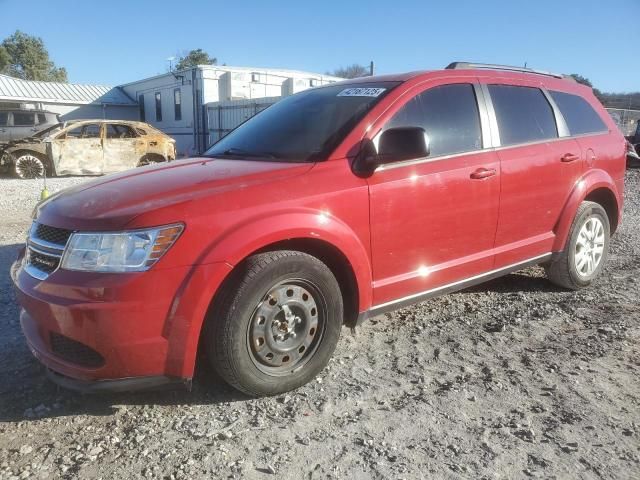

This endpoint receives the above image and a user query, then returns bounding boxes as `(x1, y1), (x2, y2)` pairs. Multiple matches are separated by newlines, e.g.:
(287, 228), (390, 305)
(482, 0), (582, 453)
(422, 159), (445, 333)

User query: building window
(174, 88), (182, 121)
(251, 72), (260, 83)
(155, 92), (162, 122)
(309, 78), (318, 87)
(139, 94), (145, 122)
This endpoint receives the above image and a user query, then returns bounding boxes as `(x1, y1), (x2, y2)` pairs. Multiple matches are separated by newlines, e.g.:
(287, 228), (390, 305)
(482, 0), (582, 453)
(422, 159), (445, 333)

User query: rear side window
(37, 113), (47, 125)
(0, 112), (7, 126)
(488, 85), (558, 146)
(549, 91), (607, 136)
(13, 112), (35, 126)
(386, 83), (482, 157)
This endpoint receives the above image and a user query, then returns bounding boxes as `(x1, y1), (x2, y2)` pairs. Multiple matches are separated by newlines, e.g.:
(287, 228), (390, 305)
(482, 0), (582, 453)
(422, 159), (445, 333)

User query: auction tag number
(337, 87), (386, 97)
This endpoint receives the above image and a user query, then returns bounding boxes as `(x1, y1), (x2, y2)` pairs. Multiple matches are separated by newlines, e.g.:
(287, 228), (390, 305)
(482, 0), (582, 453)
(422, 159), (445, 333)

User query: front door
(102, 123), (142, 173)
(51, 123), (104, 175)
(367, 80), (500, 308)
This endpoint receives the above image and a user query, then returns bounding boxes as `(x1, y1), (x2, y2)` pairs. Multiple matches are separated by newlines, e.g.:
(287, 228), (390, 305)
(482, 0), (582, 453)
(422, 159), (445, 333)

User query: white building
(0, 74), (138, 120)
(120, 65), (342, 156)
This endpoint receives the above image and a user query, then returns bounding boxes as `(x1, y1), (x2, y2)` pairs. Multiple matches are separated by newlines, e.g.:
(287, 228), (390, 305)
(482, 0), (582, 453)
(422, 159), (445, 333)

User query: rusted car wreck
(0, 120), (176, 179)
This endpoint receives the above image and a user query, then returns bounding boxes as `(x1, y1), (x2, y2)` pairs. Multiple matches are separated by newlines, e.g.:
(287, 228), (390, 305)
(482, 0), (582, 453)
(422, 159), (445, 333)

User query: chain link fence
(606, 108), (640, 137)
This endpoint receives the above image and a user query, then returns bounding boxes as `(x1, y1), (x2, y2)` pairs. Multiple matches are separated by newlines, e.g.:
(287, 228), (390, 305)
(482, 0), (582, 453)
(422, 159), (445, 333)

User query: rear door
(485, 82), (583, 268)
(367, 79), (501, 307)
(102, 123), (141, 173)
(51, 123), (104, 175)
(11, 111), (37, 141)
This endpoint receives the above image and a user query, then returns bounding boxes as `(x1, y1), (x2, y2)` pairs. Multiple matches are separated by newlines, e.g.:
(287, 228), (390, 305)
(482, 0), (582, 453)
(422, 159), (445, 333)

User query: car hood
(36, 157), (314, 230)
(4, 135), (44, 148)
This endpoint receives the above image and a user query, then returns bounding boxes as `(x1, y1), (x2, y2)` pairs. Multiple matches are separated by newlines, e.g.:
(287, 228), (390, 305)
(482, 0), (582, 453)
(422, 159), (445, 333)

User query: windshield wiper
(217, 147), (279, 159)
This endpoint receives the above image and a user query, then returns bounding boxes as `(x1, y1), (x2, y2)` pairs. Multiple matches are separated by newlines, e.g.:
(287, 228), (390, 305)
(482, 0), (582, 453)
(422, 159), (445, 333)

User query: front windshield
(205, 82), (399, 162)
(34, 123), (64, 138)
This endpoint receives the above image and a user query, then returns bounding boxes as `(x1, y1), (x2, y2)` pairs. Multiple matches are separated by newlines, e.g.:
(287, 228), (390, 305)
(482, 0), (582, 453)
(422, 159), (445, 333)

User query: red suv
(11, 62), (626, 396)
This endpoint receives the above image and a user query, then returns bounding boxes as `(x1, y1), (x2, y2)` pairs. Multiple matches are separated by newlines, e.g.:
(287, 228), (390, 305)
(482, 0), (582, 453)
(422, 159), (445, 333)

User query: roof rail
(445, 62), (574, 81)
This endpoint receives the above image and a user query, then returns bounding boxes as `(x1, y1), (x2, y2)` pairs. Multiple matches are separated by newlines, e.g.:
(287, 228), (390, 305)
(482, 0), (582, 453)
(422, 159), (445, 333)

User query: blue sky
(0, 0), (638, 92)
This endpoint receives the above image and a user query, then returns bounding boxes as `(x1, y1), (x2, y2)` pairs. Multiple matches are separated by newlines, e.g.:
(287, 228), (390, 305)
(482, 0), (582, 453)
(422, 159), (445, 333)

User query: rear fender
(552, 169), (621, 251)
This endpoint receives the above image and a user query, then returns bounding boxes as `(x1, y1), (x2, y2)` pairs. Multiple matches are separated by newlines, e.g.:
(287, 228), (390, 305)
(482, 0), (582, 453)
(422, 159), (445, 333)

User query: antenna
(166, 56), (176, 72)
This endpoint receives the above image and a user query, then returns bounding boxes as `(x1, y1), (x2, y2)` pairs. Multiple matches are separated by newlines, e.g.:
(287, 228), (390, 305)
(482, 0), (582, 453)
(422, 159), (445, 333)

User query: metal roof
(0, 74), (136, 106)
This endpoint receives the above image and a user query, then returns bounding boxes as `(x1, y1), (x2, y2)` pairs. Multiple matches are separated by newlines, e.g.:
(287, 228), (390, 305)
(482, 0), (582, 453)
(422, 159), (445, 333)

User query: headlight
(60, 224), (183, 272)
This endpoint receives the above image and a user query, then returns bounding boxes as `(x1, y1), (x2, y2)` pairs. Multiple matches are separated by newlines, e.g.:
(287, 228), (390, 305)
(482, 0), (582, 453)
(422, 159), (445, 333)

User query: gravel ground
(0, 172), (638, 480)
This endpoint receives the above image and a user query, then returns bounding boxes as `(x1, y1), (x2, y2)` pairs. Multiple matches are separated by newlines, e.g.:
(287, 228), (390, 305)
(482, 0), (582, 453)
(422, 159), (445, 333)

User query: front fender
(164, 210), (373, 378)
(201, 209), (373, 313)
(552, 169), (622, 251)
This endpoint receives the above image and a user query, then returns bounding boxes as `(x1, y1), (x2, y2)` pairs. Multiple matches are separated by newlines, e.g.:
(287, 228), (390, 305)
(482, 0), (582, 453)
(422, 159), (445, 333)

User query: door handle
(470, 168), (497, 180)
(561, 153), (580, 163)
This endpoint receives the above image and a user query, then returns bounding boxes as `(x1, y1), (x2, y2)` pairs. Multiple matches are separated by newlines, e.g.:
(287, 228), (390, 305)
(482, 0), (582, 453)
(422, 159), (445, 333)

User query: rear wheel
(545, 201), (610, 289)
(205, 250), (343, 396)
(13, 152), (49, 179)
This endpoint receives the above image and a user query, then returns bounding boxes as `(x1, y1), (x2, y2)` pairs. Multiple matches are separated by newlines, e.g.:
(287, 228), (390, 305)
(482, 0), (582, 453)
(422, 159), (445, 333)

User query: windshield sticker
(337, 87), (386, 97)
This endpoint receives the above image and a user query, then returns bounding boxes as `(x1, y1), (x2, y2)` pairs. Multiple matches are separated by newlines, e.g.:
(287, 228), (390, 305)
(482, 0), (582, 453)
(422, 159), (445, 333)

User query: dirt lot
(0, 172), (638, 480)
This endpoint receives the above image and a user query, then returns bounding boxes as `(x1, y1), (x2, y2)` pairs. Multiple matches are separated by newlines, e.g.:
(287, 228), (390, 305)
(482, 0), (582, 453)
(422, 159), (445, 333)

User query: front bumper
(11, 249), (232, 391)
(45, 368), (190, 394)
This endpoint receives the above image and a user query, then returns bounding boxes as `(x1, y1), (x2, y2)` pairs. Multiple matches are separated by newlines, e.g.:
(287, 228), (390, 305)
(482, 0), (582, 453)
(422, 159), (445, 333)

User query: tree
(175, 49), (217, 70)
(0, 46), (10, 73)
(569, 74), (593, 88)
(1, 30), (67, 82)
(330, 64), (370, 79)
(569, 73), (602, 97)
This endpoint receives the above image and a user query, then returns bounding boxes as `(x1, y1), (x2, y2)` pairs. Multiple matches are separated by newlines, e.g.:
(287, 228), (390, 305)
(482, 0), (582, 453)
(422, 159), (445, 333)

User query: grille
(29, 249), (60, 273)
(49, 333), (105, 368)
(34, 223), (72, 246)
(25, 222), (70, 279)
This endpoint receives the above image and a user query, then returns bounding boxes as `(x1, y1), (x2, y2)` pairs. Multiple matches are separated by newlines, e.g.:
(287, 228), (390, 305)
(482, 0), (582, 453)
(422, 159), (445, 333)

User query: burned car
(0, 120), (176, 179)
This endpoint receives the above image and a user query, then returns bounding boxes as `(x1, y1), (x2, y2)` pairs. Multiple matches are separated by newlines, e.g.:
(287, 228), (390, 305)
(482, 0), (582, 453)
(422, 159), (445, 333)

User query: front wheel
(545, 201), (610, 289)
(13, 152), (50, 179)
(205, 250), (343, 396)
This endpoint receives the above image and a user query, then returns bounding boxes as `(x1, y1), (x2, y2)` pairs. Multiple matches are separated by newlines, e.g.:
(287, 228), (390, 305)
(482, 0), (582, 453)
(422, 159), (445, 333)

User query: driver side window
(385, 83), (483, 157)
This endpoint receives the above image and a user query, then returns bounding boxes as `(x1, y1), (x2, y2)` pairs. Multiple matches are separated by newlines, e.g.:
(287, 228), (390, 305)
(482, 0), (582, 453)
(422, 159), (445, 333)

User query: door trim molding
(358, 252), (552, 324)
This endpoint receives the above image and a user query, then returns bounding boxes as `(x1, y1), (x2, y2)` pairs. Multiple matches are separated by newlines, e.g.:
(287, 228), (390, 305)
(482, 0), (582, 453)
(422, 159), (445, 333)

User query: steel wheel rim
(15, 154), (45, 179)
(246, 279), (326, 376)
(574, 216), (605, 277)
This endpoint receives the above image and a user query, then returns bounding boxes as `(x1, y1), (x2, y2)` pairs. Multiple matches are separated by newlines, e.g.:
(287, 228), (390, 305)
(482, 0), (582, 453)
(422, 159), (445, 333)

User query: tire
(205, 250), (343, 397)
(13, 151), (51, 179)
(545, 201), (610, 290)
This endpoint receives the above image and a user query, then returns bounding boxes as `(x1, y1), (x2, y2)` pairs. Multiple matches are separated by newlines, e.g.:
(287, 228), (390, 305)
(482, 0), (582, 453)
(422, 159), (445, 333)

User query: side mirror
(378, 127), (430, 165)
(352, 127), (430, 177)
